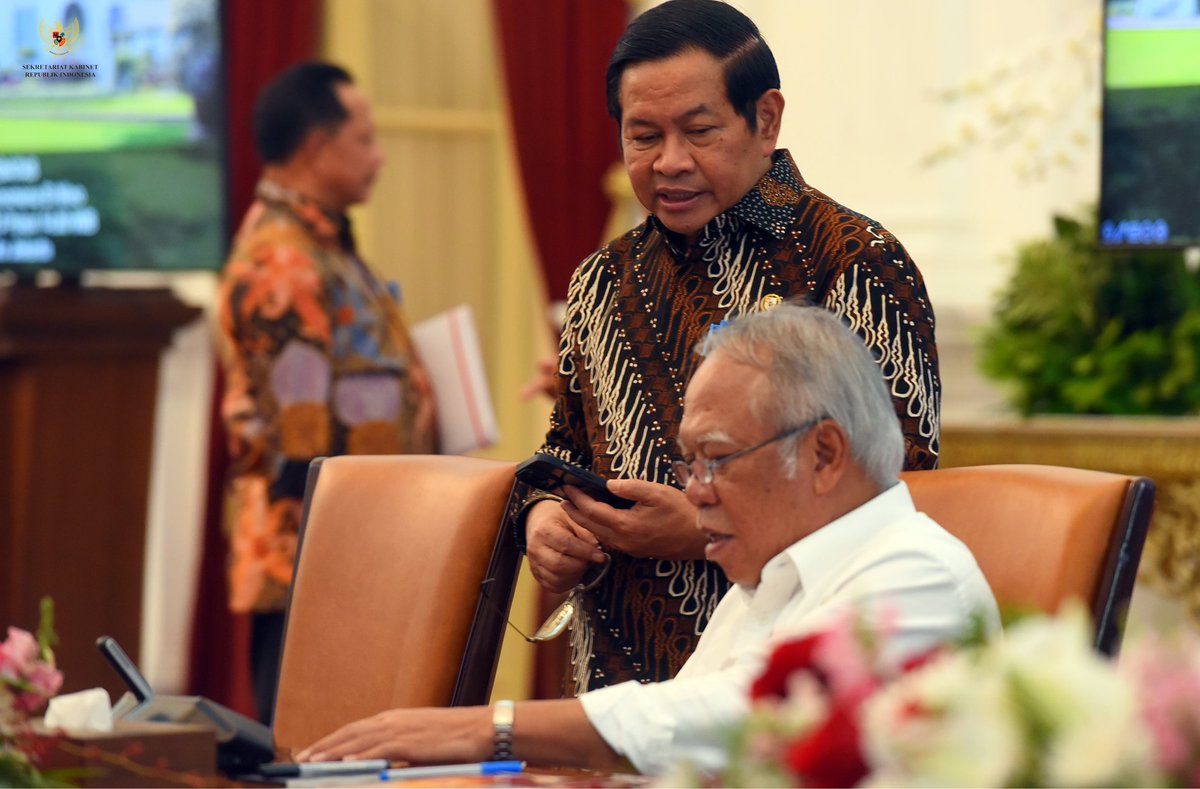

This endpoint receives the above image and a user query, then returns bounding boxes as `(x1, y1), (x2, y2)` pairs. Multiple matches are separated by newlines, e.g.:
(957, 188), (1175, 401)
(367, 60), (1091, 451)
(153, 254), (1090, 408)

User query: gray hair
(698, 304), (904, 487)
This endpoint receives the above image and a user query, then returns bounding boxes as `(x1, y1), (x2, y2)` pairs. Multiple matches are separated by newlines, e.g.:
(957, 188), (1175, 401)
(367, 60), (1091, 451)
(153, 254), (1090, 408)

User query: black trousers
(250, 611), (286, 725)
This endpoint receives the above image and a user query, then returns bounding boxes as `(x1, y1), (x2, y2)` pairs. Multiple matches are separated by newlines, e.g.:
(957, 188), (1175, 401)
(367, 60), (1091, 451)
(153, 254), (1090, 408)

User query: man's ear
(810, 420), (847, 496)
(755, 89), (784, 153)
(293, 127), (329, 167)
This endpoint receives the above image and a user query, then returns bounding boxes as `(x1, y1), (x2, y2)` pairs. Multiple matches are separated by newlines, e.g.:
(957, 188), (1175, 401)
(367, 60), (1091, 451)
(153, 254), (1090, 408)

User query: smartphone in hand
(515, 453), (635, 509)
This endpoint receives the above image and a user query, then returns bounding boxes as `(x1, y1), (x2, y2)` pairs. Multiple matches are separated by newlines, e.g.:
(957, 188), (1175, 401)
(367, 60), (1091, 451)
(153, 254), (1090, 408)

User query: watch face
(494, 702), (514, 727)
(492, 700), (515, 760)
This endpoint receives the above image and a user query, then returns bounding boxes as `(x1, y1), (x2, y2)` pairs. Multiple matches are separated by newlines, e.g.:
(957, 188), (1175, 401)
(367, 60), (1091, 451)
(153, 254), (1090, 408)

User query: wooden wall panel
(0, 286), (199, 698)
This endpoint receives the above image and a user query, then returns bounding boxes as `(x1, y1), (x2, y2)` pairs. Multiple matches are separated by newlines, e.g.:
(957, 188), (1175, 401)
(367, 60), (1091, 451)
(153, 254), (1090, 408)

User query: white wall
(140, 272), (216, 692)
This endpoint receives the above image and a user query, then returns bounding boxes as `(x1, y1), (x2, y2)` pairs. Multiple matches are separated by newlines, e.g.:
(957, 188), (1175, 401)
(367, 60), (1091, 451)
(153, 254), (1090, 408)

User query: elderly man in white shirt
(296, 305), (1000, 775)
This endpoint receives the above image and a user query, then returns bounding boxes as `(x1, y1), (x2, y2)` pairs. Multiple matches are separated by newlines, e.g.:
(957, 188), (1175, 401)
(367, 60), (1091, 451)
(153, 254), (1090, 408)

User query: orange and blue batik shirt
(216, 179), (436, 613)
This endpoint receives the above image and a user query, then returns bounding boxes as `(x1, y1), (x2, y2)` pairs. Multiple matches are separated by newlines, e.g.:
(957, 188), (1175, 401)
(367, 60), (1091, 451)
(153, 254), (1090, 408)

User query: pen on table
(378, 761), (525, 781)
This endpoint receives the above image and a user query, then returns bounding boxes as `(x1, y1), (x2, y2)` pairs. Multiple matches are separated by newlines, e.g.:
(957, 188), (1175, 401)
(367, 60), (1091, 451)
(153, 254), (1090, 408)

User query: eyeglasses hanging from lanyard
(481, 551), (611, 642)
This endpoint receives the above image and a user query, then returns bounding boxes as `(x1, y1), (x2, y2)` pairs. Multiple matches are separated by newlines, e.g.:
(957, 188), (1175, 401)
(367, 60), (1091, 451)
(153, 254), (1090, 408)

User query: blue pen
(378, 761), (524, 781)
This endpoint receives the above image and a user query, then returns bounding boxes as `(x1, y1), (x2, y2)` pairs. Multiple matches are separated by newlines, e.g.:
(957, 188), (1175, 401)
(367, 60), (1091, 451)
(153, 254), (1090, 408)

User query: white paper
(45, 687), (113, 732)
(410, 304), (499, 455)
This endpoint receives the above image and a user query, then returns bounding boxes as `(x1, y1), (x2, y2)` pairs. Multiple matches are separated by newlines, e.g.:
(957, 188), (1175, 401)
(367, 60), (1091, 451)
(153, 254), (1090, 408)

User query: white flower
(1000, 606), (1154, 786)
(861, 605), (1157, 787)
(862, 650), (1025, 787)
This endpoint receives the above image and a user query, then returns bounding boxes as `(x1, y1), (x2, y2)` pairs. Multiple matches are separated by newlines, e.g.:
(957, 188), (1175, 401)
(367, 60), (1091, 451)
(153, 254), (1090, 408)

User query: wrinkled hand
(295, 706), (489, 765)
(561, 479), (705, 561)
(524, 499), (608, 594)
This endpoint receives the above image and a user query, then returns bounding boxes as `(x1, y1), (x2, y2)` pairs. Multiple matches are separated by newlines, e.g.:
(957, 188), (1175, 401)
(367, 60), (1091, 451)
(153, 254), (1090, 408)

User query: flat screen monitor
(0, 0), (225, 276)
(1099, 0), (1200, 249)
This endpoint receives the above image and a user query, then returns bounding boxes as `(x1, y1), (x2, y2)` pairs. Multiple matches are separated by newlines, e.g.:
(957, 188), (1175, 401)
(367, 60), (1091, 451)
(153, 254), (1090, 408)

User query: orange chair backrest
(901, 464), (1142, 621)
(272, 455), (516, 756)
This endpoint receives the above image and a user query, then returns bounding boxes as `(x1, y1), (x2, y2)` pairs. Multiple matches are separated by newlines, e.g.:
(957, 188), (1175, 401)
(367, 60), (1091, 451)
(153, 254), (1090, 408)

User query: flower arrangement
(716, 605), (1200, 787)
(1, 598), (64, 788)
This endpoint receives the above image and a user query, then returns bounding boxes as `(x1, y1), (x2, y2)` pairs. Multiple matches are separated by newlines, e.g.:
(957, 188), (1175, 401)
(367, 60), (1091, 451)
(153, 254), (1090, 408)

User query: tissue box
(33, 719), (218, 787)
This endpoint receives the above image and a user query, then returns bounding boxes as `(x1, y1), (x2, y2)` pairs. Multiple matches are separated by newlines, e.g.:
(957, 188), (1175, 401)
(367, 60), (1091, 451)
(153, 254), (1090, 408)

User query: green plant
(981, 209), (1200, 415)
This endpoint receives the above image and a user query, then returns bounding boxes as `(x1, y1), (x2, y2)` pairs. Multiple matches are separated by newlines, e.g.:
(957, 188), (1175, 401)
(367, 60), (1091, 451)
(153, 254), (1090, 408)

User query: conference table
(37, 720), (650, 788)
(256, 768), (650, 788)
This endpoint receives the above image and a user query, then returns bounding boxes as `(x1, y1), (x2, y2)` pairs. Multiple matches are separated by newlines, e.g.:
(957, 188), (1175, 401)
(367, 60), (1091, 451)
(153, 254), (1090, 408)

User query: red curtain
(491, 0), (629, 699)
(186, 0), (320, 717)
(491, 0), (629, 302)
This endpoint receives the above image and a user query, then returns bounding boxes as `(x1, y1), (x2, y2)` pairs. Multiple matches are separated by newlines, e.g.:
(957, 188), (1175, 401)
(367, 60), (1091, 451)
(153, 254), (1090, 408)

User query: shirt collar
(649, 149), (807, 257)
(255, 178), (346, 245)
(754, 480), (916, 598)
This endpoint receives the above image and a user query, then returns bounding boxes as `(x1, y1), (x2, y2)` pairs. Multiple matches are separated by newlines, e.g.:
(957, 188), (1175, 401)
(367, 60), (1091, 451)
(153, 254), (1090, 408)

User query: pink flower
(28, 661), (62, 697)
(813, 611), (881, 706)
(25, 662), (63, 701)
(0, 628), (39, 679)
(1122, 633), (1200, 780)
(747, 611), (900, 787)
(1, 625), (61, 714)
(0, 601), (62, 788)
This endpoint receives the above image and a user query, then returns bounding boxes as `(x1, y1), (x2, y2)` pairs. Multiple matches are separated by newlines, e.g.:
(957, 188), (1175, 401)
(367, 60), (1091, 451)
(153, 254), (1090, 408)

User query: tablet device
(95, 635), (276, 775)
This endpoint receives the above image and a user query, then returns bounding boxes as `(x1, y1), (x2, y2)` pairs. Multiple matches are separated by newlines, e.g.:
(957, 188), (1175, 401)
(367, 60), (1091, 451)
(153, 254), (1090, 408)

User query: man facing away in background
(515, 0), (943, 695)
(216, 62), (437, 723)
(297, 305), (997, 775)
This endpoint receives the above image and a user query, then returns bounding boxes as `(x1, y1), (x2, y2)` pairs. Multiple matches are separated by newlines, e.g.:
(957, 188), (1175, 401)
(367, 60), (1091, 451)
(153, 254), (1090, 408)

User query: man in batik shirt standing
(216, 62), (436, 722)
(517, 0), (941, 695)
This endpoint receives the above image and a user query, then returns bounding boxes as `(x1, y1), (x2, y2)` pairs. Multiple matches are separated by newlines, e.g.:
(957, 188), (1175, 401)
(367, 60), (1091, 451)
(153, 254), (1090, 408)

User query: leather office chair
(271, 455), (519, 757)
(901, 463), (1155, 657)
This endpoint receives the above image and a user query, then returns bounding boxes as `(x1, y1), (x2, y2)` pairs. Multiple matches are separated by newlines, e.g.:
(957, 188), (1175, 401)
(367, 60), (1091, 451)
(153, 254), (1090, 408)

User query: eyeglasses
(481, 552), (611, 643)
(671, 416), (825, 488)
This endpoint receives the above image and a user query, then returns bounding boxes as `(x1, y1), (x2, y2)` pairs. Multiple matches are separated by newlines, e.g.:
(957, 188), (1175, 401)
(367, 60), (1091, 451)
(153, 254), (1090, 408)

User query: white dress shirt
(578, 480), (1000, 775)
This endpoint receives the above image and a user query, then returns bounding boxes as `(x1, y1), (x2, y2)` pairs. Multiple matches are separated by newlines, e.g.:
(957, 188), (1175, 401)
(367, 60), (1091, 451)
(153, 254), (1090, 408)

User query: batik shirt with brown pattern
(519, 149), (940, 694)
